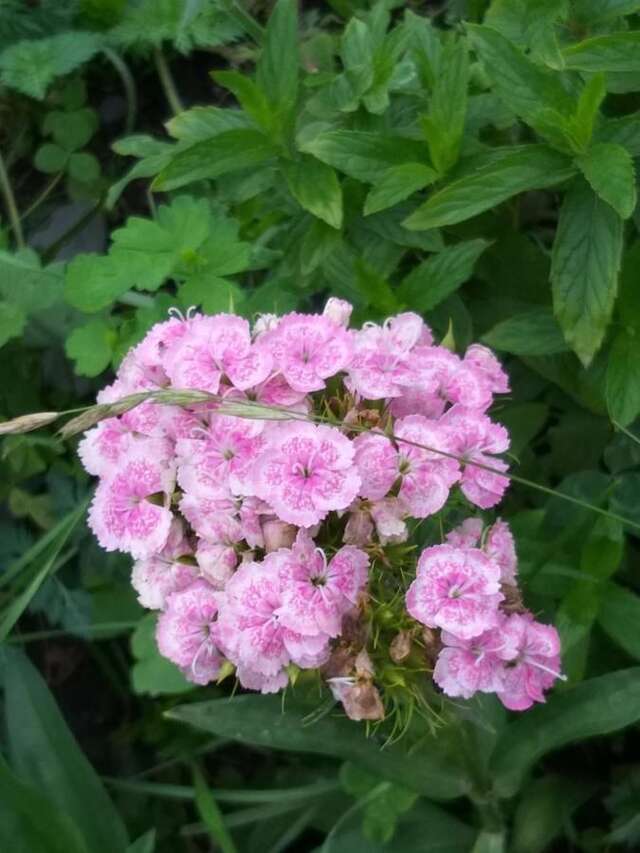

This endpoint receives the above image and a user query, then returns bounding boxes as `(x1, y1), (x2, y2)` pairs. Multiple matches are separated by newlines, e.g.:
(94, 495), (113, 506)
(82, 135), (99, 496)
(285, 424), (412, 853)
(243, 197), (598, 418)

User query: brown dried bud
(261, 518), (297, 552)
(389, 630), (412, 664)
(321, 646), (356, 679)
(339, 605), (369, 648)
(501, 583), (525, 614)
(0, 411), (59, 435)
(342, 682), (385, 722)
(421, 626), (442, 666)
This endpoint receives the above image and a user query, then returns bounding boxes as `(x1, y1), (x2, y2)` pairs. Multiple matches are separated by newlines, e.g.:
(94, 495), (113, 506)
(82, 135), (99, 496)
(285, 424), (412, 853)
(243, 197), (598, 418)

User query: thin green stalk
(153, 47), (184, 116)
(0, 146), (24, 247)
(8, 621), (140, 643)
(117, 290), (155, 309)
(103, 47), (138, 134)
(105, 776), (339, 804)
(19, 172), (63, 223)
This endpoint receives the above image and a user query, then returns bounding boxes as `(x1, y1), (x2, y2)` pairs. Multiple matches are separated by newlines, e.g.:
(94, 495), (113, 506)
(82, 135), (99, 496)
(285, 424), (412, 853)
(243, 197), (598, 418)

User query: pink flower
(394, 416), (460, 518)
(370, 498), (408, 544)
(485, 519), (517, 583)
(179, 493), (240, 542)
(78, 417), (174, 478)
(323, 297), (353, 327)
(441, 406), (510, 509)
(235, 666), (289, 694)
(496, 613), (563, 710)
(165, 314), (272, 393)
(118, 315), (189, 391)
(156, 579), (223, 685)
(131, 520), (198, 609)
(254, 421), (360, 527)
(277, 530), (369, 637)
(353, 433), (398, 500)
(389, 346), (458, 417)
(88, 452), (175, 558)
(464, 344), (509, 394)
(261, 312), (353, 392)
(217, 557), (330, 677)
(446, 517), (483, 550)
(196, 539), (237, 588)
(434, 625), (505, 699)
(406, 544), (503, 639)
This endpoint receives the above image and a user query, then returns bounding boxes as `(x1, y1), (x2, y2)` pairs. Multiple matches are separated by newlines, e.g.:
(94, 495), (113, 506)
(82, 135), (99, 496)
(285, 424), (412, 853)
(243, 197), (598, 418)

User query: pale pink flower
(88, 452), (175, 558)
(353, 433), (398, 500)
(156, 579), (223, 685)
(389, 347), (459, 417)
(434, 624), (506, 699)
(464, 344), (510, 394)
(406, 544), (503, 639)
(277, 530), (369, 637)
(131, 520), (197, 609)
(446, 517), (483, 550)
(260, 312), (353, 392)
(261, 518), (298, 552)
(196, 539), (237, 588)
(235, 665), (289, 694)
(485, 519), (517, 583)
(441, 406), (510, 509)
(496, 613), (563, 710)
(323, 297), (353, 327)
(254, 422), (361, 527)
(370, 498), (408, 544)
(118, 315), (189, 391)
(78, 417), (174, 478)
(394, 415), (460, 518)
(179, 493), (241, 543)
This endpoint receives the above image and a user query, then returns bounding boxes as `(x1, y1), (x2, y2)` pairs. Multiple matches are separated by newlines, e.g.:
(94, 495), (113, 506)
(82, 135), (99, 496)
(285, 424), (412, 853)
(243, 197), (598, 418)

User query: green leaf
(423, 36), (469, 175)
(68, 152), (101, 184)
(606, 330), (640, 426)
(564, 32), (640, 73)
(512, 774), (596, 853)
(598, 583), (640, 659)
(65, 319), (114, 377)
(167, 695), (468, 800)
(130, 613), (193, 697)
(573, 73), (606, 151)
(466, 23), (573, 137)
(34, 143), (68, 174)
(0, 32), (101, 99)
(127, 830), (156, 853)
(43, 108), (98, 152)
(577, 142), (636, 219)
(153, 129), (276, 191)
(1, 647), (129, 853)
(398, 239), (489, 313)
(482, 308), (571, 355)
(64, 254), (131, 313)
(283, 154), (343, 228)
(404, 146), (575, 230)
(192, 765), (238, 853)
(0, 248), (64, 313)
(491, 667), (640, 796)
(551, 177), (624, 366)
(573, 0), (640, 23)
(212, 70), (273, 134)
(300, 131), (428, 184)
(256, 0), (298, 112)
(0, 301), (26, 347)
(0, 753), (89, 853)
(598, 111), (640, 157)
(364, 163), (437, 216)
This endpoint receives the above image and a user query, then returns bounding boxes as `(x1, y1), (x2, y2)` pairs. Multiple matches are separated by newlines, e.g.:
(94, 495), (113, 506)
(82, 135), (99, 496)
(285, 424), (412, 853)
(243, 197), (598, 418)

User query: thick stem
(153, 47), (184, 116)
(0, 146), (25, 248)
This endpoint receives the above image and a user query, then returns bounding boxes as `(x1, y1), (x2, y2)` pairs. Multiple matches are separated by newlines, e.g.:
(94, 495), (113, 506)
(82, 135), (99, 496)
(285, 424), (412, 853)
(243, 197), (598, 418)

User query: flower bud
(261, 518), (297, 552)
(389, 630), (412, 663)
(342, 682), (385, 721)
(323, 297), (353, 328)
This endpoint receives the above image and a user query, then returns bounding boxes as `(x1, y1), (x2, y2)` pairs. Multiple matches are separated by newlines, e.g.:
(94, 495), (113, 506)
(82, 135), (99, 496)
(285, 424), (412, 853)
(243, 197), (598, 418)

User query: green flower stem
(103, 48), (138, 135)
(0, 146), (25, 248)
(19, 172), (63, 223)
(153, 47), (184, 116)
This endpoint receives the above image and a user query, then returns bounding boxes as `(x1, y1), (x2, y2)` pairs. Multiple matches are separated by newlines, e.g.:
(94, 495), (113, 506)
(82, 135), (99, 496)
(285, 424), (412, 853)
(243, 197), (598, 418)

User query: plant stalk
(0, 146), (25, 247)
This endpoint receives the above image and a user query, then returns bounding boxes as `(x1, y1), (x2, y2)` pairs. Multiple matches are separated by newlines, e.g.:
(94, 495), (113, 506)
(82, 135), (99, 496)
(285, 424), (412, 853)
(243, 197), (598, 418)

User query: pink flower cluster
(78, 298), (561, 713)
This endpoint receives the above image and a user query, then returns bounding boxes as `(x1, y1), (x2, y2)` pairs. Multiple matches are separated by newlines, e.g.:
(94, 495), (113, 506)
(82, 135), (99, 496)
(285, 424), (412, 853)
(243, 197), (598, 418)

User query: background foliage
(2, 0), (640, 850)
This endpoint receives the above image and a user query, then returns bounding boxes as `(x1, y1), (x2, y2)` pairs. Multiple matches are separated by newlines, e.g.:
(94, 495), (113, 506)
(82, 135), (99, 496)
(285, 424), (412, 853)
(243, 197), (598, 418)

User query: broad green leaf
(300, 131), (428, 184)
(1, 647), (129, 853)
(491, 667), (640, 796)
(283, 154), (343, 228)
(192, 765), (238, 853)
(597, 112), (640, 158)
(130, 613), (192, 696)
(0, 753), (88, 853)
(423, 36), (469, 175)
(256, 0), (298, 113)
(564, 32), (640, 73)
(64, 254), (131, 312)
(551, 178), (624, 366)
(68, 152), (101, 184)
(398, 239), (489, 313)
(0, 32), (101, 99)
(573, 0), (640, 23)
(466, 24), (573, 137)
(577, 142), (636, 219)
(340, 17), (374, 104)
(598, 583), (640, 659)
(212, 70), (273, 134)
(404, 145), (575, 230)
(153, 129), (276, 191)
(512, 775), (596, 853)
(606, 330), (640, 426)
(482, 308), (569, 355)
(34, 143), (68, 174)
(364, 163), (437, 216)
(573, 73), (606, 151)
(167, 695), (468, 800)
(0, 249), (64, 313)
(65, 319), (115, 377)
(0, 301), (26, 347)
(165, 107), (251, 142)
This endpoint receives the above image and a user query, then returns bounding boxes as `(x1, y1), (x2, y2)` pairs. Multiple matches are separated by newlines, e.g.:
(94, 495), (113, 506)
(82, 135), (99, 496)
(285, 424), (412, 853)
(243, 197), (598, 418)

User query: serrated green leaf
(564, 32), (640, 72)
(0, 301), (26, 347)
(64, 254), (131, 312)
(0, 32), (101, 99)
(577, 142), (636, 219)
(403, 145), (575, 230)
(423, 36), (469, 174)
(598, 111), (640, 157)
(399, 239), (489, 312)
(165, 106), (251, 142)
(572, 73), (606, 151)
(179, 275), (244, 314)
(283, 154), (343, 228)
(34, 143), (68, 174)
(482, 309), (570, 355)
(301, 131), (429, 184)
(153, 129), (276, 191)
(110, 0), (238, 52)
(364, 163), (437, 215)
(0, 249), (64, 313)
(256, 0), (298, 111)
(65, 319), (114, 377)
(606, 330), (640, 426)
(598, 583), (640, 659)
(212, 70), (273, 134)
(551, 178), (624, 366)
(491, 667), (640, 796)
